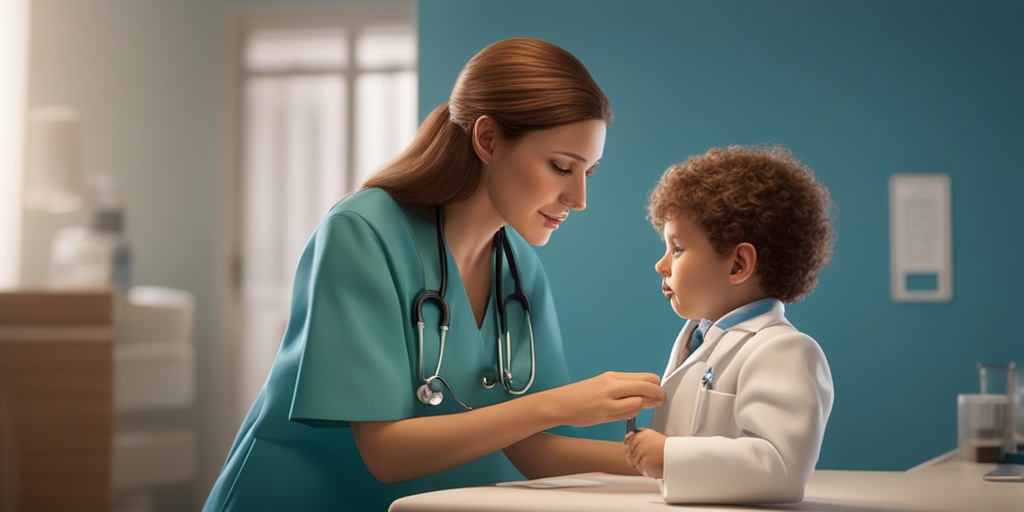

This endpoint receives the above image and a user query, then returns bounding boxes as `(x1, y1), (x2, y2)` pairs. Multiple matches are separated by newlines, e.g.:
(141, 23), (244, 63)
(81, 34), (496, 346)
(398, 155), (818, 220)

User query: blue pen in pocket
(701, 367), (714, 389)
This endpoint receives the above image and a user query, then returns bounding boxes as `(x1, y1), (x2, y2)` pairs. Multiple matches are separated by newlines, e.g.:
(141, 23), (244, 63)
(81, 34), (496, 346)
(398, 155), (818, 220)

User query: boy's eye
(672, 246), (684, 255)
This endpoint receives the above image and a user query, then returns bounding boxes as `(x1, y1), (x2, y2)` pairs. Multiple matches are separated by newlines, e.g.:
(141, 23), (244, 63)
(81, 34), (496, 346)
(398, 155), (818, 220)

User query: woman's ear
(471, 115), (497, 164)
(729, 243), (757, 285)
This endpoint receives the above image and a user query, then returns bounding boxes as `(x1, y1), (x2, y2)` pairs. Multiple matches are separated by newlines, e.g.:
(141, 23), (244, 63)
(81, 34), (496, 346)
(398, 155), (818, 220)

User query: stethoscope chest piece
(417, 377), (444, 406)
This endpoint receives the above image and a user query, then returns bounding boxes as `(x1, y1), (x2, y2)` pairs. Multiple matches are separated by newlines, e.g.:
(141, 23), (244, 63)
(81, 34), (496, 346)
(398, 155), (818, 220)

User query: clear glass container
(49, 175), (131, 293)
(974, 362), (1022, 460)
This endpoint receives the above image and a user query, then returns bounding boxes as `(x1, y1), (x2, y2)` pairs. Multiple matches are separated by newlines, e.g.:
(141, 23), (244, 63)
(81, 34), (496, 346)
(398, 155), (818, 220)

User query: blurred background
(2, 1), (1022, 510)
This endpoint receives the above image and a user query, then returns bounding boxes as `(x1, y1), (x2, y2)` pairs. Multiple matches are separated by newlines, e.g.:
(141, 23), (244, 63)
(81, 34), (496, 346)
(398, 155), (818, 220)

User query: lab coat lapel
(661, 324), (692, 379)
(662, 303), (789, 384)
(663, 322), (721, 382)
(702, 304), (791, 373)
(701, 328), (749, 376)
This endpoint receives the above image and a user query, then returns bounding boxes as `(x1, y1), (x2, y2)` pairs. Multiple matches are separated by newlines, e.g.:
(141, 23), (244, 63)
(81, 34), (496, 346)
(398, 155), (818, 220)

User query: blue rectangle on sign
(905, 273), (939, 291)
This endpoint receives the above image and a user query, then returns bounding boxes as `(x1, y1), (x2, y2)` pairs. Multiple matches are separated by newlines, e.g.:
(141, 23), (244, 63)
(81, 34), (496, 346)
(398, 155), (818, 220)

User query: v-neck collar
(439, 233), (496, 334)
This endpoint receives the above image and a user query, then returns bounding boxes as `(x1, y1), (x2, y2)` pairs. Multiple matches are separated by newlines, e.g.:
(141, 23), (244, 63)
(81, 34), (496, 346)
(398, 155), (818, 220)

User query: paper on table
(496, 477), (609, 489)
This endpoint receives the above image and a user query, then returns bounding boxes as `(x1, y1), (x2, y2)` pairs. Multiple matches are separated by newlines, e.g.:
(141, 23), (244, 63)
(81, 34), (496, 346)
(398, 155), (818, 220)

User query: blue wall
(418, 0), (1024, 470)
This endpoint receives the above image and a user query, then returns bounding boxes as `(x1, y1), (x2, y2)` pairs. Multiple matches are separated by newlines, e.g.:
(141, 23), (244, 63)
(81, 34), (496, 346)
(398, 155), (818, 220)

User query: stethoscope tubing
(414, 206), (536, 409)
(498, 313), (536, 395)
(494, 228), (535, 394)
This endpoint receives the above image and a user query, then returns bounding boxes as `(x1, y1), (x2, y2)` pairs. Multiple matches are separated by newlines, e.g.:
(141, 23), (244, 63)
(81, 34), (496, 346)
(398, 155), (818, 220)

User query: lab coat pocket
(689, 387), (739, 437)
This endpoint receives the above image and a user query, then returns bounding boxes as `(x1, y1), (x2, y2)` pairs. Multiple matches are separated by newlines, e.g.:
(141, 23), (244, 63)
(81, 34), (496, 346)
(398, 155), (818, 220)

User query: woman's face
(654, 214), (735, 322)
(486, 119), (606, 246)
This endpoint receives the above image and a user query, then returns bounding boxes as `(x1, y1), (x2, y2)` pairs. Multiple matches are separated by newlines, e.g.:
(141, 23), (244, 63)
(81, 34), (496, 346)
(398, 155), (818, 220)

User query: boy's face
(654, 214), (736, 322)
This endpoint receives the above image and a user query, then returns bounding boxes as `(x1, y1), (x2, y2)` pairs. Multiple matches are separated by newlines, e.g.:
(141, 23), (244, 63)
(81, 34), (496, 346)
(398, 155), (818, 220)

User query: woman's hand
(539, 371), (664, 427)
(624, 428), (667, 478)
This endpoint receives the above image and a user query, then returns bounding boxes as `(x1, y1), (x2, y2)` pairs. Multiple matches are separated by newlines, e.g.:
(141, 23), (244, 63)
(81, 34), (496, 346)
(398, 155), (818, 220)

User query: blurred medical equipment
(50, 175), (131, 293)
(415, 207), (536, 409)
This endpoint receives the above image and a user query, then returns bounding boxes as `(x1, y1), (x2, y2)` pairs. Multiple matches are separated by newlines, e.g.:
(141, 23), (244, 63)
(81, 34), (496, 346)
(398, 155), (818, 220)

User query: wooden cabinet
(0, 290), (114, 512)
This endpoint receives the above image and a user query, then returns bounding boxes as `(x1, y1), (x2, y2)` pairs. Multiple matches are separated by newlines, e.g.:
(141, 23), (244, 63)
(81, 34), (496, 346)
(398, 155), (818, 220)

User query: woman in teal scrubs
(203, 37), (665, 511)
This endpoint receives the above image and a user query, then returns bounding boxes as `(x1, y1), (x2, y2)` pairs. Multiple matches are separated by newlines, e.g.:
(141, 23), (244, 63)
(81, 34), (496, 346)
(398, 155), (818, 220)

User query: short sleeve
(288, 211), (417, 426)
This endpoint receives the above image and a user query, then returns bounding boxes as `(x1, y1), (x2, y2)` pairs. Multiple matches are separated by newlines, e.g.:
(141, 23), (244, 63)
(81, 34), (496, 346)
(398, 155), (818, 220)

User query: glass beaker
(979, 362), (1017, 395)
(976, 362), (1022, 460)
(958, 393), (1013, 462)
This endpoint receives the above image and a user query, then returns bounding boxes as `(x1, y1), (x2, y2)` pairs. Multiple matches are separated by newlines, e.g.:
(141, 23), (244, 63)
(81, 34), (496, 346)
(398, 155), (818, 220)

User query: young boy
(625, 144), (835, 504)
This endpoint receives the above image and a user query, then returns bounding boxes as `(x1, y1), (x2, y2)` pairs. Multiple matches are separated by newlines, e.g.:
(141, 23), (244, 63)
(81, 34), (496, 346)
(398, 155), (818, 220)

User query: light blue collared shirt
(713, 297), (781, 331)
(687, 297), (783, 369)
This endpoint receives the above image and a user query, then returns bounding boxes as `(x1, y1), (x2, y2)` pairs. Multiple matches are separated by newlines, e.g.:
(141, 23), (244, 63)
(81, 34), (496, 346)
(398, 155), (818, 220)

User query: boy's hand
(623, 428), (667, 479)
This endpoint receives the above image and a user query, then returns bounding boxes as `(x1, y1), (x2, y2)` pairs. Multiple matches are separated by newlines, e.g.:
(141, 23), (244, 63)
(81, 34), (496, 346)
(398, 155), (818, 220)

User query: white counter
(389, 459), (1023, 512)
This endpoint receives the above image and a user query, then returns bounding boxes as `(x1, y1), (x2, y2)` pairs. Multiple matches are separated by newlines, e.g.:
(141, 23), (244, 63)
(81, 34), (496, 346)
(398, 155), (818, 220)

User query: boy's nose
(654, 255), (670, 277)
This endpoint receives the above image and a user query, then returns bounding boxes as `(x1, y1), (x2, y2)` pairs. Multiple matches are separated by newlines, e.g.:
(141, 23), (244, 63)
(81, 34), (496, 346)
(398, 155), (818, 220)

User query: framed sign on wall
(889, 173), (952, 302)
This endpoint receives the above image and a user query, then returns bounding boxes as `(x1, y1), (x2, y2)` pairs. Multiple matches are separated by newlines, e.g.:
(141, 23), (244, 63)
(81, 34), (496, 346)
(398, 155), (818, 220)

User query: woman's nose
(560, 175), (586, 211)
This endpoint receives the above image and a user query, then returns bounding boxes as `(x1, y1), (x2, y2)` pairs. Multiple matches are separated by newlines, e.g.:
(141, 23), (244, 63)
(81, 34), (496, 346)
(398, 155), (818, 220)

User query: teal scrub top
(203, 188), (573, 511)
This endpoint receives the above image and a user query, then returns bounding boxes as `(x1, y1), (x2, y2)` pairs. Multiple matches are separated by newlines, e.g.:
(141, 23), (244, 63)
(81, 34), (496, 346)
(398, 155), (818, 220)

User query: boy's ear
(729, 243), (757, 284)
(471, 115), (497, 164)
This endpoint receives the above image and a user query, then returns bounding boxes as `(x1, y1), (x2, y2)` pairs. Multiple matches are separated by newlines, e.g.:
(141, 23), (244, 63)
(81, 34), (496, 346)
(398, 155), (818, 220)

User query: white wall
(26, 1), (221, 508)
(26, 1), (381, 507)
(0, 0), (28, 287)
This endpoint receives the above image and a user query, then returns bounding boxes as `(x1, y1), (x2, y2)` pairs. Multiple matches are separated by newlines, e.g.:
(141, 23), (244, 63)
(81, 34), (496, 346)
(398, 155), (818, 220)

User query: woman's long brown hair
(363, 37), (612, 206)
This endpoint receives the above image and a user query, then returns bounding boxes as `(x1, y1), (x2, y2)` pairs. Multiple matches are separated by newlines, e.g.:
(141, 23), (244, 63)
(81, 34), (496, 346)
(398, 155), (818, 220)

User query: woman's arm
(351, 371), (663, 483)
(503, 433), (639, 479)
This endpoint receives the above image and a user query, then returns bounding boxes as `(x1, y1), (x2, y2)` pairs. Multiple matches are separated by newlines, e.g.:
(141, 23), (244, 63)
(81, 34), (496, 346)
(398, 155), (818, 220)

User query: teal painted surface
(418, 0), (1024, 470)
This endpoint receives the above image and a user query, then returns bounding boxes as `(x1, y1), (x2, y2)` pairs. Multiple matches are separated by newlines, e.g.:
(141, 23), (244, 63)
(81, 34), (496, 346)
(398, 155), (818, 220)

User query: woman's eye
(550, 162), (572, 175)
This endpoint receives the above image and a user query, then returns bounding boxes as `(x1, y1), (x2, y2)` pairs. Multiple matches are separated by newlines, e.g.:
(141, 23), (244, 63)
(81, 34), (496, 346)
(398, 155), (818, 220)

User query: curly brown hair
(647, 145), (835, 303)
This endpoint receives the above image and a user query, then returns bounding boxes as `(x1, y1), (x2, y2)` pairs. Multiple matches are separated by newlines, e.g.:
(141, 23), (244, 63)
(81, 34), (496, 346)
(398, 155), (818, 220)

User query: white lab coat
(649, 301), (833, 504)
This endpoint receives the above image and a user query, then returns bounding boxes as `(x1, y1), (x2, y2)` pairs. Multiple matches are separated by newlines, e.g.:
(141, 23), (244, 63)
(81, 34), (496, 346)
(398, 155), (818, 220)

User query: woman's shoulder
(320, 188), (428, 238)
(326, 187), (403, 219)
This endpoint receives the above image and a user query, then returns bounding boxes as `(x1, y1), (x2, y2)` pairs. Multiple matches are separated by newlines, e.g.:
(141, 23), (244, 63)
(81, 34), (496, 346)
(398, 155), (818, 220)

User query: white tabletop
(389, 461), (1023, 512)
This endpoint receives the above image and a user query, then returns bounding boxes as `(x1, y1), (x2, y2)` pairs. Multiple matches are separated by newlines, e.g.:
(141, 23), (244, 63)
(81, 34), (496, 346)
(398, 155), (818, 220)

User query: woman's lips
(541, 211), (567, 229)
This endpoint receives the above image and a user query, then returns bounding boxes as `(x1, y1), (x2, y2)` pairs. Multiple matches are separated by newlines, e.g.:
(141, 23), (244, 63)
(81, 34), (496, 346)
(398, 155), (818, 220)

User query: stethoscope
(414, 206), (536, 410)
